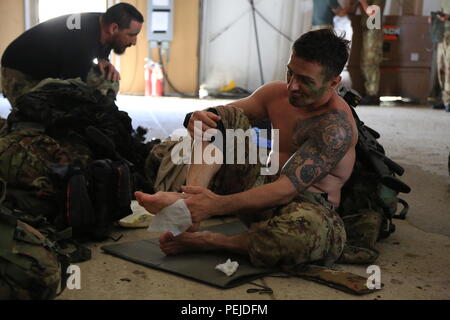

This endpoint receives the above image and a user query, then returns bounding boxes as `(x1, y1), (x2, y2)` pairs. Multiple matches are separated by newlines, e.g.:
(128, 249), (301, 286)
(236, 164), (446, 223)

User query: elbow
(276, 176), (300, 205)
(281, 192), (297, 206)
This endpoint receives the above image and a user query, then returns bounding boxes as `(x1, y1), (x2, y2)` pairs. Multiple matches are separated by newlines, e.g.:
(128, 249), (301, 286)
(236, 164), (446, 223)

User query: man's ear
(329, 76), (342, 89)
(108, 23), (119, 34)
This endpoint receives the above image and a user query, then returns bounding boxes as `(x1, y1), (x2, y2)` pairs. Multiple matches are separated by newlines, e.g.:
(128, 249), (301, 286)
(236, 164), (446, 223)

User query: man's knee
(205, 105), (263, 195)
(247, 202), (346, 268)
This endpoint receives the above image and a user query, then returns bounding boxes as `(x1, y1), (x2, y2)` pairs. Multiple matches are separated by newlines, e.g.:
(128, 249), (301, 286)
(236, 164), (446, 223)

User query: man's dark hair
(292, 30), (350, 81)
(103, 3), (144, 29)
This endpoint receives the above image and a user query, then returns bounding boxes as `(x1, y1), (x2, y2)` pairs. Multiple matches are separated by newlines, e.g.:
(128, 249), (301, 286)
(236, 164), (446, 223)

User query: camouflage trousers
(437, 31), (450, 105)
(361, 28), (383, 96)
(429, 43), (443, 105)
(337, 210), (383, 264)
(147, 105), (347, 269)
(1, 66), (120, 109)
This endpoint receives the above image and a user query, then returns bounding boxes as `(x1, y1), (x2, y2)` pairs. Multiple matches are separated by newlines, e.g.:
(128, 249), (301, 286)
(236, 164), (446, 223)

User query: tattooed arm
(185, 110), (354, 220)
(281, 110), (353, 195)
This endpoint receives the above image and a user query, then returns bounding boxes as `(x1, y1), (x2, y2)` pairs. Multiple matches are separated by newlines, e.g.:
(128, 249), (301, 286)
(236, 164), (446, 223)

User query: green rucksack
(0, 178), (66, 300)
(0, 176), (92, 300)
(336, 88), (411, 264)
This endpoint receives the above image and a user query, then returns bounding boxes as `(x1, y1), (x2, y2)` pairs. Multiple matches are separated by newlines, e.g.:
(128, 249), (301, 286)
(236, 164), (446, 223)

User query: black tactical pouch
(51, 159), (133, 241)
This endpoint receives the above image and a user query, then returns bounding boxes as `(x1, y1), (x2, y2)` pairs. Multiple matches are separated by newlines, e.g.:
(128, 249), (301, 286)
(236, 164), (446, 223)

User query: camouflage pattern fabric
(0, 76), (148, 219)
(248, 194), (346, 269)
(337, 210), (382, 264)
(336, 159), (396, 264)
(429, 43), (443, 105)
(206, 105), (263, 196)
(0, 67), (40, 108)
(437, 31), (450, 106)
(148, 105), (346, 269)
(0, 128), (77, 217)
(147, 105), (261, 195)
(7, 79), (141, 168)
(146, 138), (190, 193)
(147, 106), (387, 294)
(360, 0), (386, 96)
(86, 65), (120, 98)
(0, 177), (60, 300)
(0, 117), (6, 135)
(1, 65), (119, 110)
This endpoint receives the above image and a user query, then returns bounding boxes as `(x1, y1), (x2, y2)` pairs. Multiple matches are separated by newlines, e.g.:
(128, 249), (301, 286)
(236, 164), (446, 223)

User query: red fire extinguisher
(145, 60), (164, 97)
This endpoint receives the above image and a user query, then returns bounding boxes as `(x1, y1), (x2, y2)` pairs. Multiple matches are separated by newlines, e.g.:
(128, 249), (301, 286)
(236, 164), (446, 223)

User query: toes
(159, 232), (175, 244)
(135, 192), (152, 206)
(135, 191), (144, 203)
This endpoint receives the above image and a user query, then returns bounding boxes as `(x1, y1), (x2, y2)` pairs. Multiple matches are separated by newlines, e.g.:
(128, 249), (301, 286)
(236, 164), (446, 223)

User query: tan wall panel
(120, 0), (200, 95)
(150, 0), (200, 95)
(402, 0), (423, 16)
(0, 0), (200, 96)
(118, 0), (149, 94)
(0, 0), (24, 64)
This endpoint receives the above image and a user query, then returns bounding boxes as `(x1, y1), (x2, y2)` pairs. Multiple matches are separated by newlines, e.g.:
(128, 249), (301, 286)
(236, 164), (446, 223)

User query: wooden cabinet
(348, 15), (433, 103)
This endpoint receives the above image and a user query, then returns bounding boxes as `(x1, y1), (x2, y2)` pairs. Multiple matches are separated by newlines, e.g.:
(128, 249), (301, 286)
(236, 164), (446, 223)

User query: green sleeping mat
(101, 221), (277, 289)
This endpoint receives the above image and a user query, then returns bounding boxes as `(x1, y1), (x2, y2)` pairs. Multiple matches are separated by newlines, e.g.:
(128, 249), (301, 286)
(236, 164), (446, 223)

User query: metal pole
(249, 0), (265, 85)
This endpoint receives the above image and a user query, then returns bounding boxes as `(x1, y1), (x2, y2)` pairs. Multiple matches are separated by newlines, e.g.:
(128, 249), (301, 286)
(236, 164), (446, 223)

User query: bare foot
(135, 191), (186, 214)
(135, 191), (201, 232)
(159, 231), (220, 255)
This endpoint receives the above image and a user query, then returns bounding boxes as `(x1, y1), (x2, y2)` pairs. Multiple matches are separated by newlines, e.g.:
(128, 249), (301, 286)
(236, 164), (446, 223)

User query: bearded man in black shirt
(1, 3), (144, 107)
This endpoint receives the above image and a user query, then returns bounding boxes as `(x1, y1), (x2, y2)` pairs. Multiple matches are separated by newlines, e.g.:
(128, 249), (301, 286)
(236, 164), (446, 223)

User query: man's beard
(111, 37), (128, 55)
(289, 94), (311, 108)
(113, 46), (126, 55)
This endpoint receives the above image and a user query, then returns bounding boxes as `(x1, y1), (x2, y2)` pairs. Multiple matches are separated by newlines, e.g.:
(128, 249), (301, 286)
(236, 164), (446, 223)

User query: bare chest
(267, 102), (318, 153)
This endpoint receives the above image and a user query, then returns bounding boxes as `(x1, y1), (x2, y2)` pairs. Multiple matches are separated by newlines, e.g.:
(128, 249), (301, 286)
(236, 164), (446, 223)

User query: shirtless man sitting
(136, 30), (358, 269)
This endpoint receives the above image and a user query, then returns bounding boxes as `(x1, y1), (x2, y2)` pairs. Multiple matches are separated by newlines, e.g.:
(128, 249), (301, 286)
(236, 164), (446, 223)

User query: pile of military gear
(0, 177), (93, 300)
(0, 79), (155, 241)
(336, 87), (411, 264)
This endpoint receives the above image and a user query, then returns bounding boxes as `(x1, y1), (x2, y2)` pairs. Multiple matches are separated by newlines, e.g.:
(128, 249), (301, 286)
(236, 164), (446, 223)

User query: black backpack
(337, 87), (411, 240)
(50, 159), (133, 241)
(0, 177), (91, 300)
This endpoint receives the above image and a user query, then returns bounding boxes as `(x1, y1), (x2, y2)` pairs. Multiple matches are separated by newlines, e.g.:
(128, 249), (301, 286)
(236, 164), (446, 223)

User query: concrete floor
(1, 96), (449, 300)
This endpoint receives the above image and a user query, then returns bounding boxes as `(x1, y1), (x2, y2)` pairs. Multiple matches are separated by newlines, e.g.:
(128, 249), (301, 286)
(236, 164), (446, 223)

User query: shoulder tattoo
(281, 110), (353, 194)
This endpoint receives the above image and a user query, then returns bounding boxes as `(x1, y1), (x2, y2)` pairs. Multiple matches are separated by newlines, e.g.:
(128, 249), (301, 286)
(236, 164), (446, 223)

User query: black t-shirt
(1, 13), (111, 81)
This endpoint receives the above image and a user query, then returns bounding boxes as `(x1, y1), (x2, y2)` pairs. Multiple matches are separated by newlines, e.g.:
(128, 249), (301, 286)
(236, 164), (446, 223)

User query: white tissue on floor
(215, 259), (239, 277)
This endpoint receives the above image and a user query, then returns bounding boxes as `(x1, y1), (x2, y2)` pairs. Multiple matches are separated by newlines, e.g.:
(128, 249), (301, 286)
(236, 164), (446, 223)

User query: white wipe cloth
(147, 199), (193, 236)
(215, 259), (239, 277)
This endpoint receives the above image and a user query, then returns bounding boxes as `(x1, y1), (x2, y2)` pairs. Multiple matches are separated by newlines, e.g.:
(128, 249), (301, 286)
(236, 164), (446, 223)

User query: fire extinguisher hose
(157, 44), (196, 98)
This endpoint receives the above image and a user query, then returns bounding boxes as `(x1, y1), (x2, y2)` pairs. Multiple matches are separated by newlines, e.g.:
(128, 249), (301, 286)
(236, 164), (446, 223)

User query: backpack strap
(0, 179), (5, 205)
(394, 199), (409, 220)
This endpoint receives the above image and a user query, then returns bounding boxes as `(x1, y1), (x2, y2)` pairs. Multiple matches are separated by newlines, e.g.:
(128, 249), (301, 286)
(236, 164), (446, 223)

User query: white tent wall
(199, 0), (442, 93)
(199, 0), (313, 93)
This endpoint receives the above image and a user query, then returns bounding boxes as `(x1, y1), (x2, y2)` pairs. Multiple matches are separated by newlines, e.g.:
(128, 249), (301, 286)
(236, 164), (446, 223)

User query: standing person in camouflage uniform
(428, 9), (446, 109)
(437, 0), (450, 112)
(1, 3), (144, 108)
(358, 0), (386, 106)
(136, 30), (357, 271)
